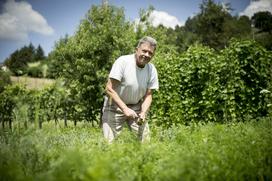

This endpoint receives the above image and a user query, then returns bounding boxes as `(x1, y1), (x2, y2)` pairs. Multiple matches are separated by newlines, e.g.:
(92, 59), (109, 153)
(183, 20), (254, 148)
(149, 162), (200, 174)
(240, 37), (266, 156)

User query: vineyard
(1, 3), (272, 181)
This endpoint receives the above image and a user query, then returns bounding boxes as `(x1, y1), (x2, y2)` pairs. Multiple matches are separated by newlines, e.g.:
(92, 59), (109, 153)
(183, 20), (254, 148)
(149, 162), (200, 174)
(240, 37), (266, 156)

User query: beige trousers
(102, 102), (150, 143)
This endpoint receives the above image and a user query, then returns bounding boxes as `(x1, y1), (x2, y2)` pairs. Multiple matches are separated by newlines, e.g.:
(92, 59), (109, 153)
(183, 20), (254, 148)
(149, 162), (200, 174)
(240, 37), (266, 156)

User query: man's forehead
(139, 42), (155, 50)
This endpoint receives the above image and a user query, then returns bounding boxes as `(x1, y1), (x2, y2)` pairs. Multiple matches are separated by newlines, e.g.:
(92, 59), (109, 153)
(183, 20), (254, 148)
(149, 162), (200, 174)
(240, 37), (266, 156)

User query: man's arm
(139, 89), (153, 120)
(105, 78), (138, 119)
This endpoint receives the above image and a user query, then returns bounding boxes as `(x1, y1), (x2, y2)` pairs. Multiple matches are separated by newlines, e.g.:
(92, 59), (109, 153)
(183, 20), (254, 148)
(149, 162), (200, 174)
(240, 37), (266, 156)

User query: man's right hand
(123, 107), (138, 119)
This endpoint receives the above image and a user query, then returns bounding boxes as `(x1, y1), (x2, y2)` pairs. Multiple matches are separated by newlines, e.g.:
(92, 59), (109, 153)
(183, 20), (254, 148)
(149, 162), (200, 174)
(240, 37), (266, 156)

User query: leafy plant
(152, 39), (272, 126)
(49, 4), (136, 124)
(0, 118), (271, 180)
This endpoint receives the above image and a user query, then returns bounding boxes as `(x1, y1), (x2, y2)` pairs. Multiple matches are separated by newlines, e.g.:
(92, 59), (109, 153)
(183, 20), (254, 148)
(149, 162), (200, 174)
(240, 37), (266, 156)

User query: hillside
(10, 76), (55, 90)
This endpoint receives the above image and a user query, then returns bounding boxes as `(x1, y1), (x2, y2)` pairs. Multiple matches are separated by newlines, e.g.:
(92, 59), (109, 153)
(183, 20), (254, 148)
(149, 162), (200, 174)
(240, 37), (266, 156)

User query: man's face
(135, 42), (155, 68)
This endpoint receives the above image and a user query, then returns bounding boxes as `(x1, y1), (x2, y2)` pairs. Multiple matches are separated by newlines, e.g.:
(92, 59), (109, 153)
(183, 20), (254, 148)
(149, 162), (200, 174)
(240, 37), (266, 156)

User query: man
(101, 36), (159, 143)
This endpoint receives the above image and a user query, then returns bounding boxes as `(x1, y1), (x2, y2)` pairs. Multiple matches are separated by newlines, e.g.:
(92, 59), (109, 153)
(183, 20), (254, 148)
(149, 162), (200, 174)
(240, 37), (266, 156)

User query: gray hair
(137, 36), (157, 49)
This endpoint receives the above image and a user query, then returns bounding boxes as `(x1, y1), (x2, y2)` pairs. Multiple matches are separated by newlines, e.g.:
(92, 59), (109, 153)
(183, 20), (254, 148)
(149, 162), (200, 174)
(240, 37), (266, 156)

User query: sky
(0, 0), (271, 63)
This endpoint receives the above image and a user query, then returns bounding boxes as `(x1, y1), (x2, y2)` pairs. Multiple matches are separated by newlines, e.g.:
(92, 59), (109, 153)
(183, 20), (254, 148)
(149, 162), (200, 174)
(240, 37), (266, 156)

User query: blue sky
(0, 0), (271, 63)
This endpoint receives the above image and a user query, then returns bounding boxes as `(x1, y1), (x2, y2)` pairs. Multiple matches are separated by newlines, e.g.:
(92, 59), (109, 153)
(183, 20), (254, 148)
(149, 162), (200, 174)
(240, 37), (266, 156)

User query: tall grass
(10, 76), (54, 90)
(0, 118), (271, 181)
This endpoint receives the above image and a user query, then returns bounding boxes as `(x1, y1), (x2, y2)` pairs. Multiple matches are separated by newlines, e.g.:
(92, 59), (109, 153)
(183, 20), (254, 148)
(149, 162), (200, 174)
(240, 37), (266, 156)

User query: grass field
(0, 118), (271, 181)
(10, 76), (55, 90)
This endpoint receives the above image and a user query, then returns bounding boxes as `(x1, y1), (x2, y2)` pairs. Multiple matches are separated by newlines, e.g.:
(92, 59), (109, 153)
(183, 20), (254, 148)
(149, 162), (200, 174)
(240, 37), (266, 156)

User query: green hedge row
(152, 40), (272, 126)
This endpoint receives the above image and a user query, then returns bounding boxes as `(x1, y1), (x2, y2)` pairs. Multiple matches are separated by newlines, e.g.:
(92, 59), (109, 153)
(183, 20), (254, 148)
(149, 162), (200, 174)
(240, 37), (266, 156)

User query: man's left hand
(138, 112), (146, 121)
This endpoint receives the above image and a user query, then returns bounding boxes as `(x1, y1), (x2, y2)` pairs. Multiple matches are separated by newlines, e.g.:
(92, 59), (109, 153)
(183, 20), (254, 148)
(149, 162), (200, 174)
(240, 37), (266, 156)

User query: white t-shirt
(109, 54), (159, 105)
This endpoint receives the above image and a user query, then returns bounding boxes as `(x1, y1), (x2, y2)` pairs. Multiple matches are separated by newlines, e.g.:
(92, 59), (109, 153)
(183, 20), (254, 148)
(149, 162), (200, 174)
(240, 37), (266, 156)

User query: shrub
(152, 40), (272, 126)
(0, 70), (11, 93)
(27, 66), (43, 78)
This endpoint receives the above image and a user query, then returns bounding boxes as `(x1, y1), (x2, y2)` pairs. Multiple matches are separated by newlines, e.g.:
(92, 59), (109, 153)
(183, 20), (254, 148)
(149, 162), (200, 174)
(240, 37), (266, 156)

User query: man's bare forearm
(105, 79), (127, 111)
(106, 78), (138, 118)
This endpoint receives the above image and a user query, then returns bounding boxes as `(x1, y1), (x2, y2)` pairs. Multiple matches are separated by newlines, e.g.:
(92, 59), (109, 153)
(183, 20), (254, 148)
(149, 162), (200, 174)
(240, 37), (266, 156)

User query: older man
(102, 36), (159, 143)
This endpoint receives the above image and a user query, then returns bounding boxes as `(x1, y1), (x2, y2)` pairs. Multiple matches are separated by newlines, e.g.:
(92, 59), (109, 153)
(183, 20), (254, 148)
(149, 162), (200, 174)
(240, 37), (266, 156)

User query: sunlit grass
(0, 118), (271, 181)
(10, 76), (54, 90)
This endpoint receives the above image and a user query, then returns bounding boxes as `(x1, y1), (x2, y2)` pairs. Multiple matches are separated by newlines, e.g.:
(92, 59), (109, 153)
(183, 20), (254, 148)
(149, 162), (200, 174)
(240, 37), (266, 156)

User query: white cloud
(0, 0), (54, 41)
(239, 0), (272, 18)
(149, 10), (183, 29)
(135, 10), (183, 29)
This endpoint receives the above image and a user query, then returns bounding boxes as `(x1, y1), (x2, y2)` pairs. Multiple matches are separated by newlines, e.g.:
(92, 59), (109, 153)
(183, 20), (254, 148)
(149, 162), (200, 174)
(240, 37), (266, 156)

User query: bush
(50, 5), (136, 123)
(27, 66), (43, 78)
(220, 39), (272, 119)
(0, 85), (28, 128)
(152, 40), (272, 126)
(0, 70), (11, 93)
(0, 82), (68, 129)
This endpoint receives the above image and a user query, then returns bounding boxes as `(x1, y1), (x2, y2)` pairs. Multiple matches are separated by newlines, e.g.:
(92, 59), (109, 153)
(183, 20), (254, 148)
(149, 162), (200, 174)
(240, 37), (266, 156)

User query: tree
(196, 0), (233, 49)
(236, 15), (252, 37)
(27, 43), (36, 61)
(251, 11), (272, 50)
(4, 49), (28, 75)
(182, 0), (253, 50)
(175, 23), (199, 52)
(34, 45), (45, 61)
(50, 4), (136, 124)
(47, 34), (70, 78)
(4, 43), (37, 75)
(252, 11), (272, 33)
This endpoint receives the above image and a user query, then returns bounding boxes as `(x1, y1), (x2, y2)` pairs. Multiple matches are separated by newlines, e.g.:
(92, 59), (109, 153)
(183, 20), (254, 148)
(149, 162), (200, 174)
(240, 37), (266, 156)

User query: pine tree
(35, 44), (45, 61)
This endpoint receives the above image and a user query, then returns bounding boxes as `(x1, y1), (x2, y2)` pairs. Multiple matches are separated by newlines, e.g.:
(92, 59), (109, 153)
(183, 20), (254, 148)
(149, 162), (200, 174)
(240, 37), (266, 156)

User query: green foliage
(26, 61), (49, 78)
(2, 41), (271, 128)
(197, 0), (232, 48)
(34, 44), (46, 61)
(0, 70), (11, 93)
(150, 48), (182, 126)
(252, 11), (272, 33)
(4, 43), (46, 75)
(0, 119), (271, 180)
(3, 4), (271, 128)
(179, 0), (252, 51)
(49, 4), (136, 123)
(254, 31), (272, 50)
(152, 40), (272, 126)
(0, 81), (69, 129)
(235, 15), (252, 38)
(0, 85), (28, 128)
(220, 39), (272, 119)
(47, 35), (70, 78)
(27, 65), (43, 78)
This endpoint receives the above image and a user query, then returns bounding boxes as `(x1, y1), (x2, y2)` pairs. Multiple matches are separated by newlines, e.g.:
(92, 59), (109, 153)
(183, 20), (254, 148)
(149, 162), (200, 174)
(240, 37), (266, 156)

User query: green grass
(0, 118), (271, 181)
(10, 76), (54, 90)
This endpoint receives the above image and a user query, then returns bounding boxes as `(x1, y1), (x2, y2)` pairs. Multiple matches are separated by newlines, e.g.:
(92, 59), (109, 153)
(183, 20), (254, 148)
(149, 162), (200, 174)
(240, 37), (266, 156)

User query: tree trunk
(2, 120), (5, 129)
(24, 120), (27, 129)
(64, 110), (67, 127)
(8, 119), (12, 129)
(39, 119), (42, 129)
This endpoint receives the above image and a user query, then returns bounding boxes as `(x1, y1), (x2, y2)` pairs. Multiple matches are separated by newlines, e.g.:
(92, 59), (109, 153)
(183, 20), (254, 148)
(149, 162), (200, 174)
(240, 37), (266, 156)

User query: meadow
(10, 76), (54, 90)
(0, 118), (271, 181)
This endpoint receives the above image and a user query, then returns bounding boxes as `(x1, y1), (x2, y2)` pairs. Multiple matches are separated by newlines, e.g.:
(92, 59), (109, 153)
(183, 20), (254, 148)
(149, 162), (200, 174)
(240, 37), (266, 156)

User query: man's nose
(144, 52), (151, 57)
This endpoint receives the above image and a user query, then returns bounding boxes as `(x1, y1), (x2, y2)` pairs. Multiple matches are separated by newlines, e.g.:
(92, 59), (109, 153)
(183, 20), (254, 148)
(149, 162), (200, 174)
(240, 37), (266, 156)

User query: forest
(0, 0), (271, 180)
